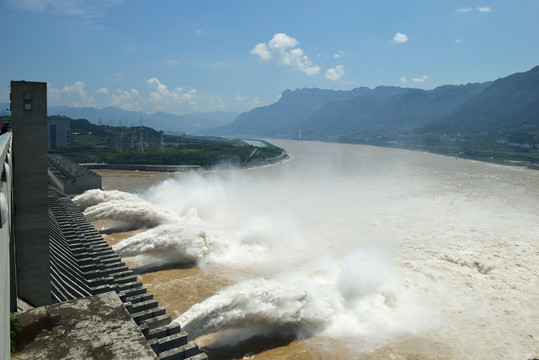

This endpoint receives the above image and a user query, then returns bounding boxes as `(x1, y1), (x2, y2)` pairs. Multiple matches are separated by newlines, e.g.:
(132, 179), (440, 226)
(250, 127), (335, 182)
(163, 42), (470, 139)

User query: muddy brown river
(86, 140), (538, 359)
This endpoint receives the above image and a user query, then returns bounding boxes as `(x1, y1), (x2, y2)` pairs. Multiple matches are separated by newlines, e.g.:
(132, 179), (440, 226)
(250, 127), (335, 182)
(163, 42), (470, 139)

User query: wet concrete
(12, 291), (157, 360)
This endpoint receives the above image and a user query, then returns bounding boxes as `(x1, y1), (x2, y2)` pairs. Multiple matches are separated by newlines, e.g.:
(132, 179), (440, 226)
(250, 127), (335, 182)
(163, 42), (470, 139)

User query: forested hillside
(207, 66), (539, 164)
(51, 117), (283, 167)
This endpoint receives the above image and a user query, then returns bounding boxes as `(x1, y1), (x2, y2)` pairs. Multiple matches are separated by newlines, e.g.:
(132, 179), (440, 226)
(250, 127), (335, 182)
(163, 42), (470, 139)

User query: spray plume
(79, 140), (539, 358)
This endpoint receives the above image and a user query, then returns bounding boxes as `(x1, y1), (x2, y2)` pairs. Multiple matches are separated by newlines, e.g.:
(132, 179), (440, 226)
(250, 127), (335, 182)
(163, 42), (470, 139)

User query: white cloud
(477, 6), (492, 12)
(250, 33), (320, 76)
(107, 79), (199, 113)
(208, 97), (226, 111)
(48, 81), (96, 107)
(6, 0), (124, 18)
(194, 28), (204, 36)
(251, 43), (272, 61)
(325, 65), (345, 81)
(234, 94), (262, 107)
(392, 32), (409, 44)
(457, 7), (491, 14)
(110, 88), (141, 111)
(146, 77), (197, 111)
(50, 79), (242, 115)
(249, 96), (262, 107)
(333, 50), (346, 59)
(455, 39), (464, 44)
(412, 75), (428, 83)
(48, 88), (61, 101)
(62, 81), (86, 96)
(400, 76), (407, 84)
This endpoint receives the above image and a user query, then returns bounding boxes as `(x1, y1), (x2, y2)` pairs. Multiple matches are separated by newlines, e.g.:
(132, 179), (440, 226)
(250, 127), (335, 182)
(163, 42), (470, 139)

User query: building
(48, 116), (71, 150)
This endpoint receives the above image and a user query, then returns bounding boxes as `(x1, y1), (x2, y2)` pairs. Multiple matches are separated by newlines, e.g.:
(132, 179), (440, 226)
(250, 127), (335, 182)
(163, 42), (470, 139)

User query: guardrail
(0, 132), (13, 360)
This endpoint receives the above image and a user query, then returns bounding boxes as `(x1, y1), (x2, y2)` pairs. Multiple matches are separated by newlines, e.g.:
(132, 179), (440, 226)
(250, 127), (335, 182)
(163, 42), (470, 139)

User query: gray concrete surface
(11, 81), (51, 306)
(11, 291), (158, 360)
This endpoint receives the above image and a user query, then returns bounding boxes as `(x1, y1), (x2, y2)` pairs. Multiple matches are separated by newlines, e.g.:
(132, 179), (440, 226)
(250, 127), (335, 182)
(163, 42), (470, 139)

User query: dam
(3, 81), (206, 359)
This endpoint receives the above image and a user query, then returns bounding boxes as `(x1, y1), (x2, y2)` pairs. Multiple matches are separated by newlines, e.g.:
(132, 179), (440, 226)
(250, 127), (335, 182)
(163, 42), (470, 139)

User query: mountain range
(205, 66), (539, 143)
(2, 66), (537, 147)
(47, 106), (238, 134)
(0, 104), (239, 134)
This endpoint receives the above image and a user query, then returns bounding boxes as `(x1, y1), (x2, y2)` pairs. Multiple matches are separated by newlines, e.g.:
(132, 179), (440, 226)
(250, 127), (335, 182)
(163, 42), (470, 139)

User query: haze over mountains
(45, 106), (239, 134)
(207, 65), (539, 141)
(4, 66), (537, 143)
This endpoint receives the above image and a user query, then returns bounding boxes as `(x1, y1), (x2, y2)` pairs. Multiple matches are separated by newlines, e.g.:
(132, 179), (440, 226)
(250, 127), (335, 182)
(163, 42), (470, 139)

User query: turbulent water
(75, 140), (539, 359)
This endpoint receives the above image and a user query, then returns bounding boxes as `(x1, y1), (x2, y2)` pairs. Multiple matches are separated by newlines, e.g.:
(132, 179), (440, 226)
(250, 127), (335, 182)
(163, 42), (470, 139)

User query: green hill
(206, 66), (539, 165)
(51, 117), (284, 167)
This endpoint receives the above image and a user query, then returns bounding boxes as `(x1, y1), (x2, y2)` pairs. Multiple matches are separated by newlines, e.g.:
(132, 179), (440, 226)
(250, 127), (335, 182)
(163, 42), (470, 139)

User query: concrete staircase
(48, 188), (207, 360)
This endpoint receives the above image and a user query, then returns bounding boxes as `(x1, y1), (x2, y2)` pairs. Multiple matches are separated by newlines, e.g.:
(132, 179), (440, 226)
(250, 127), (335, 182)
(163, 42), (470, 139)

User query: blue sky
(1, 0), (538, 115)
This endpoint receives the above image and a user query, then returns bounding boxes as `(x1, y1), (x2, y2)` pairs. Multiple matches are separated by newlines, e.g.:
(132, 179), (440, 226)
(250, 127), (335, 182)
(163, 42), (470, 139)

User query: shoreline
(357, 143), (539, 170)
(80, 150), (289, 173)
(83, 137), (537, 175)
(270, 137), (539, 170)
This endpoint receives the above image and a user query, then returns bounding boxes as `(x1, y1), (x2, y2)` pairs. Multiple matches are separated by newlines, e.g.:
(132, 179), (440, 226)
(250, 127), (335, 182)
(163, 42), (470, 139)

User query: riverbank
(277, 137), (539, 170)
(367, 142), (539, 170)
(82, 163), (201, 172)
(80, 150), (289, 173)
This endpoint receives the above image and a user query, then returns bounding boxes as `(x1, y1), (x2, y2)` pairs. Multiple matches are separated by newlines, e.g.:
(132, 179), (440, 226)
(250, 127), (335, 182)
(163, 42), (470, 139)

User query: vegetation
(323, 67), (539, 165)
(49, 117), (283, 166)
(212, 66), (539, 166)
(10, 313), (21, 353)
(339, 128), (539, 164)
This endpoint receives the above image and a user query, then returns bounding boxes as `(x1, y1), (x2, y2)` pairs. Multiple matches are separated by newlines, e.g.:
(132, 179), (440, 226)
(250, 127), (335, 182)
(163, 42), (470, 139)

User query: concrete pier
(11, 81), (51, 307)
(48, 154), (102, 195)
(11, 292), (158, 360)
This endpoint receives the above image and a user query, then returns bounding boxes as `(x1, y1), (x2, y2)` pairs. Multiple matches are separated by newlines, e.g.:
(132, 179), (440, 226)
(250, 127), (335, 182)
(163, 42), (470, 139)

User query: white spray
(82, 140), (539, 358)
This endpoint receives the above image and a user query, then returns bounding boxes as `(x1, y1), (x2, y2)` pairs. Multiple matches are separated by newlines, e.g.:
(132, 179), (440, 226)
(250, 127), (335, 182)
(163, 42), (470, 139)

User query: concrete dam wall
(34, 188), (209, 359)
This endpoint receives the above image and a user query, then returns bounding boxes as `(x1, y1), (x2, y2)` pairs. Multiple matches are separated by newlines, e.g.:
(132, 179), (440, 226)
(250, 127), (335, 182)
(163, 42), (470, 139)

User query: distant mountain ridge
(2, 66), (537, 148)
(210, 87), (371, 137)
(423, 65), (539, 134)
(208, 81), (496, 138)
(207, 66), (538, 142)
(45, 106), (238, 134)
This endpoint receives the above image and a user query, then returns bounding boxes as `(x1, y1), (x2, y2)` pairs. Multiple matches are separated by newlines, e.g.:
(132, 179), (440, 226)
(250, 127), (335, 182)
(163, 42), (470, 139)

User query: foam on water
(73, 189), (140, 211)
(113, 224), (212, 266)
(173, 247), (433, 348)
(74, 189), (177, 228)
(84, 140), (539, 358)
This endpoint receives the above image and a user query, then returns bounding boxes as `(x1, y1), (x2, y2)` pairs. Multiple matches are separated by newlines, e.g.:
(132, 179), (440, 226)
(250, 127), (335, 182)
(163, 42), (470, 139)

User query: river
(81, 140), (539, 359)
